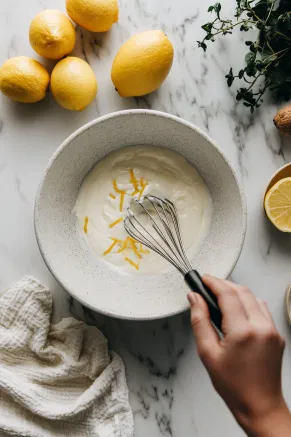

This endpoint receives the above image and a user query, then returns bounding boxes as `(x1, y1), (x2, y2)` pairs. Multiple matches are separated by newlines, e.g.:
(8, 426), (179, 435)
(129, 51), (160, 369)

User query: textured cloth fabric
(0, 276), (134, 437)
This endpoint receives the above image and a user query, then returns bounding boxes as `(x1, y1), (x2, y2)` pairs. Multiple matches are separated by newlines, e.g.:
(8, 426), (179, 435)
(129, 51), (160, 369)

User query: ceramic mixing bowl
(35, 110), (247, 320)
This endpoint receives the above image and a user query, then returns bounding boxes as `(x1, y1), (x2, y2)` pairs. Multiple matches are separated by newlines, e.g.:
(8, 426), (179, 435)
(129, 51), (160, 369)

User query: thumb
(188, 292), (220, 363)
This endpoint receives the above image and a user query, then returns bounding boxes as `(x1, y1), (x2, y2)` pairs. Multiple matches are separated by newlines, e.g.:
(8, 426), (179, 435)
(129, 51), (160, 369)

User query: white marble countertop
(1, 0), (291, 435)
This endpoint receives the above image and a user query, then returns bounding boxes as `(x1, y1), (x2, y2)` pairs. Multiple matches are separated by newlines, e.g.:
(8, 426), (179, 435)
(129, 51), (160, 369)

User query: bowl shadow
(263, 215), (291, 256)
(69, 296), (192, 379)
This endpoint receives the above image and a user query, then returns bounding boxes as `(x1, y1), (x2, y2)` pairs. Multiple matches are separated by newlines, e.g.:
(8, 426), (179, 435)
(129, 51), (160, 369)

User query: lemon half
(264, 177), (291, 232)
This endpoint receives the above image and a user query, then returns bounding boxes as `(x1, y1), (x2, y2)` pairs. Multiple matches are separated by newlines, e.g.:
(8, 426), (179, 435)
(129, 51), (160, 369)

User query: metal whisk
(124, 195), (222, 331)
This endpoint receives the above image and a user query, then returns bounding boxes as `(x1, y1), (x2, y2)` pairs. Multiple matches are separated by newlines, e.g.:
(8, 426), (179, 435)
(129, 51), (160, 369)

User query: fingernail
(187, 292), (197, 305)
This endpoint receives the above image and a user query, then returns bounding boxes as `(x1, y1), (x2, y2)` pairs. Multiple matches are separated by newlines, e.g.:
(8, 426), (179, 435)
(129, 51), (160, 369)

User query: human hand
(188, 276), (290, 436)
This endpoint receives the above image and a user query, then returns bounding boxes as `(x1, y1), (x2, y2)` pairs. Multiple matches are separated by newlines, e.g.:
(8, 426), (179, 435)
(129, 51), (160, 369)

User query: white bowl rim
(34, 109), (247, 320)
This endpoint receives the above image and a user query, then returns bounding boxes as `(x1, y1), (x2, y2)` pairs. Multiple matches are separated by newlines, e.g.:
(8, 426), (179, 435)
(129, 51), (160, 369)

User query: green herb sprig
(198, 0), (291, 112)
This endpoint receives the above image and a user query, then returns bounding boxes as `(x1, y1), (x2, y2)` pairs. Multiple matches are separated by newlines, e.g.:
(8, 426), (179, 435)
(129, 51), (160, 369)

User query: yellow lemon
(111, 30), (174, 97)
(29, 10), (76, 60)
(51, 57), (97, 111)
(66, 0), (118, 32)
(264, 177), (291, 232)
(0, 56), (50, 103)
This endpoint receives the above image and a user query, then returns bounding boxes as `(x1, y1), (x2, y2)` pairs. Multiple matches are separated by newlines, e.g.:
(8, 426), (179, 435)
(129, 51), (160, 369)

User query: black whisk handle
(185, 270), (222, 333)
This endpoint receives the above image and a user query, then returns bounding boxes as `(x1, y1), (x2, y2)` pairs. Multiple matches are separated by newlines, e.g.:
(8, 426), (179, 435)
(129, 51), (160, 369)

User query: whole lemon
(29, 10), (76, 60)
(51, 57), (98, 111)
(0, 56), (50, 103)
(66, 0), (118, 32)
(111, 30), (174, 97)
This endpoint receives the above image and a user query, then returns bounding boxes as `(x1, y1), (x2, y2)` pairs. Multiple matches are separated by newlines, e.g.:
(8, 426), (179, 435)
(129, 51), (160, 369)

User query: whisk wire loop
(124, 211), (185, 274)
(124, 195), (193, 275)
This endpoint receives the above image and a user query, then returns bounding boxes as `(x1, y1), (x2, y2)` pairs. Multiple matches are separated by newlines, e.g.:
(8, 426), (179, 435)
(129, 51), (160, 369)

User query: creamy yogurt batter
(74, 145), (212, 274)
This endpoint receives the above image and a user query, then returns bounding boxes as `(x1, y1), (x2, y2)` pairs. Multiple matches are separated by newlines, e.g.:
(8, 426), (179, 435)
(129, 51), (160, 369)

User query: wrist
(237, 398), (291, 437)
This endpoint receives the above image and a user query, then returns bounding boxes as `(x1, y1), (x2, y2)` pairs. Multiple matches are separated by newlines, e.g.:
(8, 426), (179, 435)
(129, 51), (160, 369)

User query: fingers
(256, 299), (285, 348)
(215, 278), (274, 326)
(188, 292), (220, 364)
(203, 275), (276, 331)
(202, 275), (247, 332)
(221, 280), (266, 322)
(257, 299), (275, 325)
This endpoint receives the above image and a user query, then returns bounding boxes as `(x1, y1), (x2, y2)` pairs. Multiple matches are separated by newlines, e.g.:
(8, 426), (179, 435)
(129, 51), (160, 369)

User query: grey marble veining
(1, 0), (291, 436)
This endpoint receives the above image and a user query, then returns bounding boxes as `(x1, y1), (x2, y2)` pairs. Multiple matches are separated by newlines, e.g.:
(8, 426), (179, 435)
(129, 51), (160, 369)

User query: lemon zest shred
(83, 216), (89, 234)
(131, 189), (139, 196)
(109, 193), (116, 199)
(113, 179), (124, 194)
(117, 237), (130, 253)
(119, 191), (126, 212)
(103, 239), (118, 256)
(140, 177), (146, 187)
(129, 169), (139, 191)
(138, 242), (150, 254)
(138, 182), (148, 199)
(129, 239), (142, 259)
(108, 236), (150, 265)
(141, 248), (150, 254)
(139, 243), (150, 254)
(125, 257), (139, 270)
(109, 217), (123, 228)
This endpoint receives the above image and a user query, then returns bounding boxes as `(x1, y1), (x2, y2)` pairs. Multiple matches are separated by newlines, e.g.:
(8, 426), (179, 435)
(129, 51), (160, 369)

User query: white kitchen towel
(0, 276), (134, 437)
